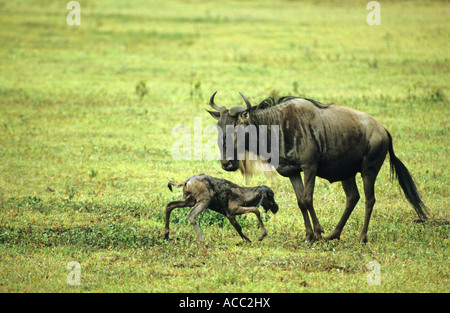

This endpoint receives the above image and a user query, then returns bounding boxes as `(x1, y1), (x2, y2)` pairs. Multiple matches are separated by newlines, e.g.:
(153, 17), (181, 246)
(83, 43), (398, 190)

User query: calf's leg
(188, 200), (210, 243)
(232, 206), (267, 241)
(164, 200), (189, 240)
(227, 216), (251, 242)
(164, 196), (195, 240)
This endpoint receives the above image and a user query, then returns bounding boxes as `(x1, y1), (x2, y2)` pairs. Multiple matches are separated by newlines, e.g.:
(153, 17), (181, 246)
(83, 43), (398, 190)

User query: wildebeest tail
(386, 130), (429, 221)
(167, 181), (185, 192)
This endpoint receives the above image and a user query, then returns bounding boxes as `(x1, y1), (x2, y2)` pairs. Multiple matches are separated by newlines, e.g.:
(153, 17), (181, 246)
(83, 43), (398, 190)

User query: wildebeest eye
(240, 111), (249, 120)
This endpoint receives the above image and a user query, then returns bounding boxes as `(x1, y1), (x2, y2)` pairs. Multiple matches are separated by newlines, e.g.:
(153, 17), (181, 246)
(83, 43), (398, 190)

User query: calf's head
(258, 186), (279, 214)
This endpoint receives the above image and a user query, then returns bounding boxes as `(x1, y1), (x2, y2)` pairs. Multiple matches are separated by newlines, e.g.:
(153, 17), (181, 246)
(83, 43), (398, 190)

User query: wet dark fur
(164, 174), (278, 243)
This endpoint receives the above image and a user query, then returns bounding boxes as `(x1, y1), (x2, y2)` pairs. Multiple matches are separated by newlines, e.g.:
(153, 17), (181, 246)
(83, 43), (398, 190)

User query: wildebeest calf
(164, 174), (279, 243)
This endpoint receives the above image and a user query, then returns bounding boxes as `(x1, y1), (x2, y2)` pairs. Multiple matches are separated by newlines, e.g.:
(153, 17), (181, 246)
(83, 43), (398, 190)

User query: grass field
(0, 0), (448, 293)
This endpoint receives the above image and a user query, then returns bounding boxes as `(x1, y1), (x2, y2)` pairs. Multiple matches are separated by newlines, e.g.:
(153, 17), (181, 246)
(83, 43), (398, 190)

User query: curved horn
(229, 106), (248, 117)
(209, 91), (227, 112)
(239, 92), (252, 110)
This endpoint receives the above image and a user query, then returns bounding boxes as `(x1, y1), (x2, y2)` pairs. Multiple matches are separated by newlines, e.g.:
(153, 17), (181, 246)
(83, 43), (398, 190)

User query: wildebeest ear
(206, 109), (221, 120)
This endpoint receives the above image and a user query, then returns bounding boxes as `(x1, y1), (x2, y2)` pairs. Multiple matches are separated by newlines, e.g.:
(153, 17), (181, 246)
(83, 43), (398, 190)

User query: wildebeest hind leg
(327, 176), (360, 240)
(164, 199), (193, 240)
(188, 200), (210, 243)
(359, 172), (377, 243)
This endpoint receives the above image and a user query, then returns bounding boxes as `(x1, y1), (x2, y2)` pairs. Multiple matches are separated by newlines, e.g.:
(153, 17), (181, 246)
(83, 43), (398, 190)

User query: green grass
(0, 0), (448, 292)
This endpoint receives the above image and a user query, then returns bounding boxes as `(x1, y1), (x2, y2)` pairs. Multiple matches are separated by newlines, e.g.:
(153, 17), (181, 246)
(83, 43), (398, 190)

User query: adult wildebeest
(164, 174), (279, 243)
(207, 92), (428, 243)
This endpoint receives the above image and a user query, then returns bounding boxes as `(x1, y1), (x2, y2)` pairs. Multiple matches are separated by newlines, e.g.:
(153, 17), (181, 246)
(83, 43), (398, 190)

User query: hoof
(163, 232), (170, 240)
(325, 232), (341, 241)
(304, 233), (314, 243)
(359, 235), (368, 244)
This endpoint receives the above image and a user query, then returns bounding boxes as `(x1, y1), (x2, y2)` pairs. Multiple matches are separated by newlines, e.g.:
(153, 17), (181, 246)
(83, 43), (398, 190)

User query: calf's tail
(386, 130), (429, 221)
(167, 181), (185, 192)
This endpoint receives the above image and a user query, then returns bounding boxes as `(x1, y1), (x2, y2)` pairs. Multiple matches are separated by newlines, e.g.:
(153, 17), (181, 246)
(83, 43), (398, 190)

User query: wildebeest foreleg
(289, 175), (314, 242)
(302, 167), (323, 241)
(327, 176), (360, 240)
(226, 216), (251, 242)
(231, 206), (267, 241)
